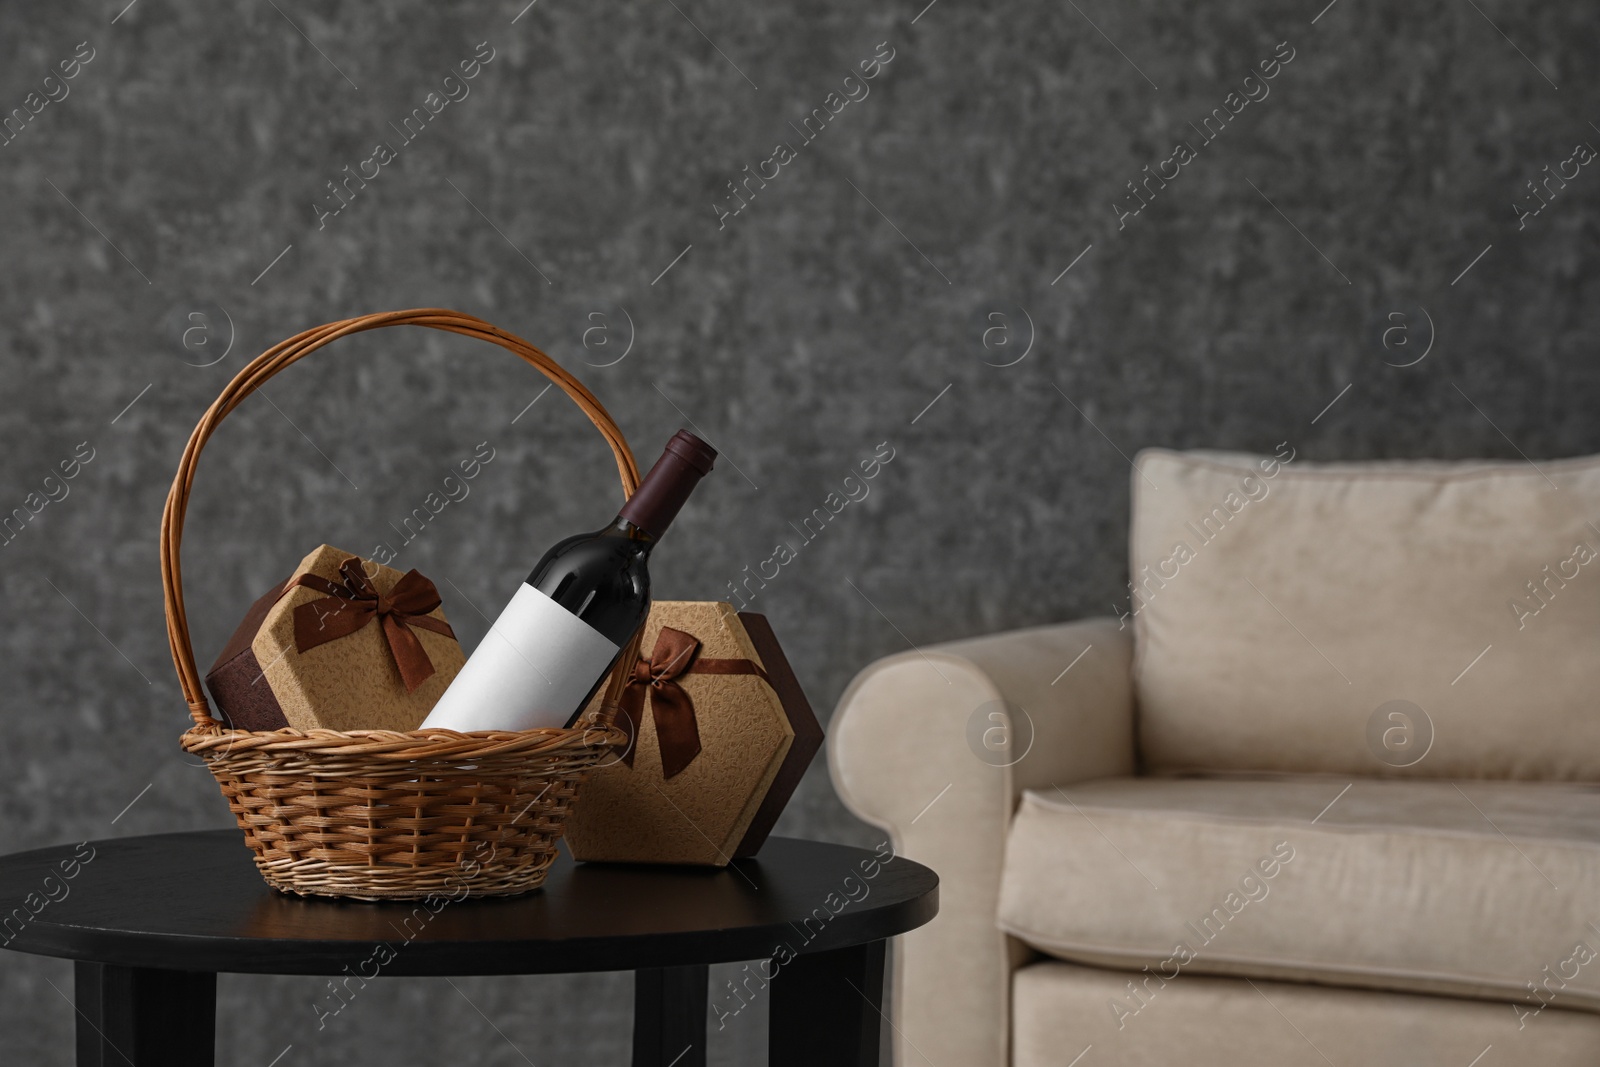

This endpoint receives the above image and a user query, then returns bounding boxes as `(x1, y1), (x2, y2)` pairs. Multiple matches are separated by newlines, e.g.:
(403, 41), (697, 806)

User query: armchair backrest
(1128, 448), (1600, 779)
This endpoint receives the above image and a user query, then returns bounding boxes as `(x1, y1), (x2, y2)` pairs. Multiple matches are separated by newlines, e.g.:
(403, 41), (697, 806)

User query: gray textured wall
(1, 0), (1596, 1061)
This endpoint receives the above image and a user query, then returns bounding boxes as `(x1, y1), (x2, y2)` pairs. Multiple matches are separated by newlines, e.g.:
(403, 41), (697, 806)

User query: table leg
(769, 940), (887, 1067)
(74, 961), (216, 1067)
(633, 963), (708, 1067)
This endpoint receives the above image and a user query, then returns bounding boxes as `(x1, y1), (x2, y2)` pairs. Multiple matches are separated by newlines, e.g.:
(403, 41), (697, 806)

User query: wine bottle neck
(616, 430), (716, 539)
(605, 515), (656, 546)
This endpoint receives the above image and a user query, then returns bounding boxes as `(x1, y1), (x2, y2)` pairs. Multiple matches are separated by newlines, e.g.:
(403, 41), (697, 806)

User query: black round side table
(0, 830), (936, 1067)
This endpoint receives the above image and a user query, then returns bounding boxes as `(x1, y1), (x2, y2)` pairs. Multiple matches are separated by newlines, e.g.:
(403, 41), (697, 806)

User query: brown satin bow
(617, 626), (769, 779)
(290, 556), (456, 692)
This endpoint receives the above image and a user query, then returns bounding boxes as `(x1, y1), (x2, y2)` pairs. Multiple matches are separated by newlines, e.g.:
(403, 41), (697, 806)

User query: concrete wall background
(1, 0), (1596, 1061)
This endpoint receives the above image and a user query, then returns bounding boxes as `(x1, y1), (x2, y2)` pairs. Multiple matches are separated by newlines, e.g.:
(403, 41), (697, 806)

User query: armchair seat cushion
(999, 775), (1600, 1014)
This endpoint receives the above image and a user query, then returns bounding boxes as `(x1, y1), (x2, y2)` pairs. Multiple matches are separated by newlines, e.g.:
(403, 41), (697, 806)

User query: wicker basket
(163, 309), (639, 901)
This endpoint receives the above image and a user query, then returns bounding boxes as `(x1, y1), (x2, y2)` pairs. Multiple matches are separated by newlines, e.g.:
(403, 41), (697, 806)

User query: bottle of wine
(420, 430), (716, 732)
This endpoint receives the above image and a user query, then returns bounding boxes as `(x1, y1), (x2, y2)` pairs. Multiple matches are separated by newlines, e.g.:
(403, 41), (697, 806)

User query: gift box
(564, 601), (822, 866)
(205, 544), (466, 733)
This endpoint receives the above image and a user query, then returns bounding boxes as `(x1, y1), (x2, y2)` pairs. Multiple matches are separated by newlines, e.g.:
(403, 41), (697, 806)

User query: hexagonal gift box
(564, 601), (822, 866)
(204, 544), (466, 733)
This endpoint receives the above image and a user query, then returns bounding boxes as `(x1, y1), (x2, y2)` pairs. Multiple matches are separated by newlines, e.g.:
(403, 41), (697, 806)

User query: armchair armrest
(828, 618), (1134, 1067)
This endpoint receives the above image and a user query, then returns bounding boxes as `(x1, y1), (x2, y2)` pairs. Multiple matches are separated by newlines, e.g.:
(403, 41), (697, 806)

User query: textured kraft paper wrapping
(206, 544), (465, 733)
(565, 601), (816, 867)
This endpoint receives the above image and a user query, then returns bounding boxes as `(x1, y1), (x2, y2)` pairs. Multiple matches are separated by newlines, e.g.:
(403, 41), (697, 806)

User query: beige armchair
(831, 448), (1600, 1066)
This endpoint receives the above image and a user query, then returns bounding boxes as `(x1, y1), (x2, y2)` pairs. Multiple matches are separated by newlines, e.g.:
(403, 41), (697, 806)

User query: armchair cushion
(1129, 449), (1600, 778)
(998, 775), (1600, 1014)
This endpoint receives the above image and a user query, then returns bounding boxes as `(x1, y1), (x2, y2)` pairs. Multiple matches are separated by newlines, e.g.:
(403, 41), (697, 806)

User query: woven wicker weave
(164, 309), (639, 901)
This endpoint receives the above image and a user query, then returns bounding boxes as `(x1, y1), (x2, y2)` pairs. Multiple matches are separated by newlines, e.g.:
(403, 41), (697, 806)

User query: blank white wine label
(420, 584), (621, 731)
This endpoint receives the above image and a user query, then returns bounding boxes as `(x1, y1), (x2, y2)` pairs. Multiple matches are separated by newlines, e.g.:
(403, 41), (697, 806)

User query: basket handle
(162, 308), (643, 729)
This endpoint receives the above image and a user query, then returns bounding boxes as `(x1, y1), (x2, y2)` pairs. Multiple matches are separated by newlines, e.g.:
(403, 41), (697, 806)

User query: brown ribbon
(290, 556), (456, 692)
(617, 626), (769, 779)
